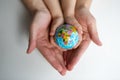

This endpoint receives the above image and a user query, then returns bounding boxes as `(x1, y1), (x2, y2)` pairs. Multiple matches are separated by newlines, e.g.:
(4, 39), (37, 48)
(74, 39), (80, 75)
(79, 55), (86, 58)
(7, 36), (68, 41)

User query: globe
(54, 24), (80, 49)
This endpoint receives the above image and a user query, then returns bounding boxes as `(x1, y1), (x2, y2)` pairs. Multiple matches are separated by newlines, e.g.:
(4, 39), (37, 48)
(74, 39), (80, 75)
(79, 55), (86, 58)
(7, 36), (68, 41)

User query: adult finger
(37, 46), (66, 75)
(27, 24), (37, 53)
(87, 18), (102, 46)
(67, 33), (91, 70)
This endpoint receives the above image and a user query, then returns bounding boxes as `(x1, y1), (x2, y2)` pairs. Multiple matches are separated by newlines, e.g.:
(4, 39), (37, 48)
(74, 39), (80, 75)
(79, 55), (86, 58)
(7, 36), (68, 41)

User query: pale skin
(22, 0), (102, 76)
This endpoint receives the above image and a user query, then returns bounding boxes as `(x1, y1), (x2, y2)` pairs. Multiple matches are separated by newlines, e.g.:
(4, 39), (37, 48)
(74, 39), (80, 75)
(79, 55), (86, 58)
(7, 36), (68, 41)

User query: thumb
(87, 20), (102, 46)
(27, 26), (37, 54)
(50, 17), (64, 36)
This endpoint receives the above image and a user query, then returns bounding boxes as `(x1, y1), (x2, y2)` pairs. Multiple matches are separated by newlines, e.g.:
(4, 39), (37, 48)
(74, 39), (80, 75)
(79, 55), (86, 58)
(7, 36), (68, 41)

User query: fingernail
(81, 31), (83, 34)
(97, 40), (102, 46)
(26, 49), (29, 53)
(60, 71), (66, 76)
(26, 50), (30, 54)
(67, 65), (73, 71)
(58, 67), (62, 73)
(99, 42), (103, 46)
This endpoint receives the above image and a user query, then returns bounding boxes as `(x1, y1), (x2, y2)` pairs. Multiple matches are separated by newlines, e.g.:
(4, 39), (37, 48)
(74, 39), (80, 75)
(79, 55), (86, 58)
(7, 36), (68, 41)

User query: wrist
(75, 6), (90, 13)
(76, 0), (92, 10)
(22, 0), (48, 14)
(80, 5), (90, 9)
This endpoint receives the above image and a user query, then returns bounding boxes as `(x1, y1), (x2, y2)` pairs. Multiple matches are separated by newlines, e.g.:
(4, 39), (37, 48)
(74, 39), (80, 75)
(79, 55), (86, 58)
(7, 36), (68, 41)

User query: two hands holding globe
(25, 0), (102, 75)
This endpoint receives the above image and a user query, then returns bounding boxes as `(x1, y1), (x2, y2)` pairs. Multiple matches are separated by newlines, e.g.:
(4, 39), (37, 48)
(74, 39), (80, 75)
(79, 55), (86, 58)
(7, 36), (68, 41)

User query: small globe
(54, 24), (80, 49)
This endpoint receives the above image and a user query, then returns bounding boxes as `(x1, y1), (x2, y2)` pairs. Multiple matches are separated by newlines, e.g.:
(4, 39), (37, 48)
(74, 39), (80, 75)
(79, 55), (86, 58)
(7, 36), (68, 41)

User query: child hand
(44, 0), (66, 51)
(44, 0), (83, 51)
(60, 0), (83, 49)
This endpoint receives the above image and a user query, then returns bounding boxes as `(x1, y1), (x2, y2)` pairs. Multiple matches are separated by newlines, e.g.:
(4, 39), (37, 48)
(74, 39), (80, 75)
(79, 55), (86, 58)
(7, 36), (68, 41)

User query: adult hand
(25, 0), (67, 75)
(60, 0), (102, 70)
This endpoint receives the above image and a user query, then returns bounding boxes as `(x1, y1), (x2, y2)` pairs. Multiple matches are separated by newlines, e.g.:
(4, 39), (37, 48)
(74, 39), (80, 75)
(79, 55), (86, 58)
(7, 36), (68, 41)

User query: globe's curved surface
(54, 24), (79, 49)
